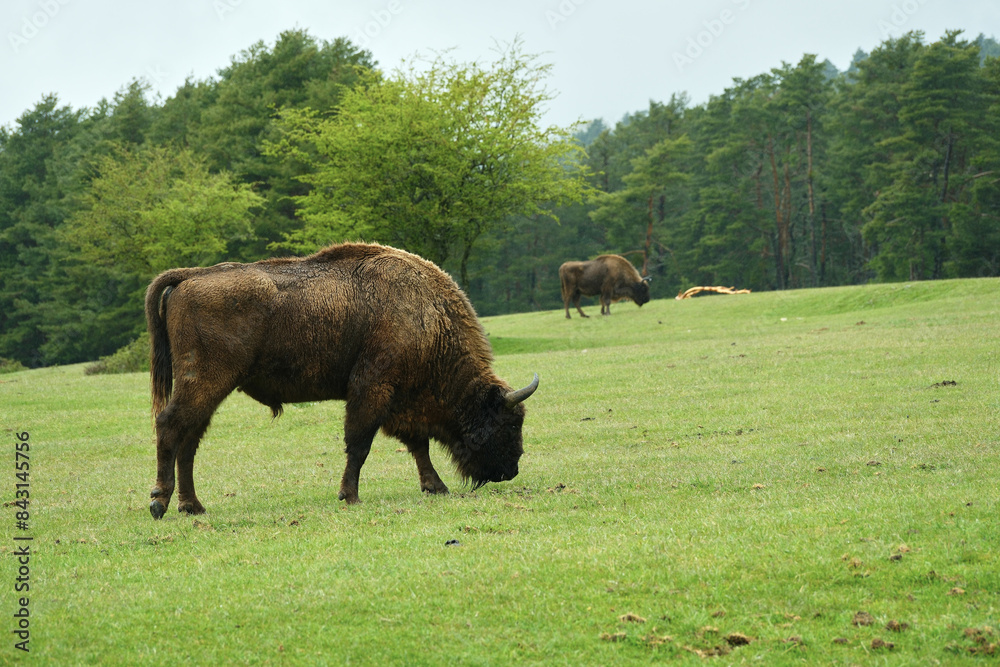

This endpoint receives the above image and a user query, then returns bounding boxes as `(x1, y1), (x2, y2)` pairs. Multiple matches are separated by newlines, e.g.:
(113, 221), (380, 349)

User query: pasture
(2, 278), (998, 664)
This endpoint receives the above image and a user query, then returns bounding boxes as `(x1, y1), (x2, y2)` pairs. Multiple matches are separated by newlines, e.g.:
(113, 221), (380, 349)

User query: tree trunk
(783, 158), (793, 288)
(459, 227), (482, 290)
(768, 136), (786, 290)
(934, 134), (954, 279)
(643, 195), (654, 276)
(806, 108), (818, 286)
(820, 200), (828, 284)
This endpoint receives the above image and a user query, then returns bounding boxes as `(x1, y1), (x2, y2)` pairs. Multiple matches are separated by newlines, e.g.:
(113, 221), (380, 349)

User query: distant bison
(559, 255), (651, 319)
(144, 242), (538, 518)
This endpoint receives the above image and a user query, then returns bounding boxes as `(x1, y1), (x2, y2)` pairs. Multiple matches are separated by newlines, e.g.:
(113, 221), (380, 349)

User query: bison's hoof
(338, 490), (360, 504)
(150, 499), (166, 520)
(177, 501), (206, 515)
(421, 483), (449, 495)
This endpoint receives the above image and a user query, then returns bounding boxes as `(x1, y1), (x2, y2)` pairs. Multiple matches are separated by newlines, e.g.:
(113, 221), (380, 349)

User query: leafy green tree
(861, 32), (988, 280)
(825, 34), (925, 283)
(770, 55), (835, 285)
(29, 144), (265, 365)
(586, 97), (688, 195)
(975, 33), (1000, 63)
(173, 30), (376, 256)
(590, 134), (692, 280)
(63, 144), (262, 277)
(952, 55), (1000, 275)
(678, 75), (776, 289)
(269, 42), (592, 287)
(0, 96), (86, 365)
(107, 79), (156, 147)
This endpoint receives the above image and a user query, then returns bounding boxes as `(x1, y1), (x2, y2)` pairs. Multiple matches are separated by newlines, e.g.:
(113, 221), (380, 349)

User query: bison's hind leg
(399, 434), (449, 495)
(150, 384), (229, 519)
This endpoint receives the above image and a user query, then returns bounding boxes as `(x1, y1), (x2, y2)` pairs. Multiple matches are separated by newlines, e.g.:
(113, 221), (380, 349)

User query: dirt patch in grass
(618, 612), (646, 623)
(639, 633), (673, 647)
(852, 611), (875, 626)
(682, 643), (731, 658)
(963, 627), (999, 656)
(725, 632), (752, 646)
(680, 629), (752, 658)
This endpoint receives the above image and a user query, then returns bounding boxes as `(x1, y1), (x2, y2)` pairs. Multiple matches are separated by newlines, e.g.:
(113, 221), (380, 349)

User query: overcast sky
(2, 0), (997, 132)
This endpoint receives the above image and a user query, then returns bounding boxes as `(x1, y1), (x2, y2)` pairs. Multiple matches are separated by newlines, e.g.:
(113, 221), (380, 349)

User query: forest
(1, 28), (998, 368)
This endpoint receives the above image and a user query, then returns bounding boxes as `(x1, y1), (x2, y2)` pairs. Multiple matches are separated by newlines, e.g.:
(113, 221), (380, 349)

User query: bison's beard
(450, 398), (524, 490)
(455, 455), (519, 491)
(468, 462), (518, 490)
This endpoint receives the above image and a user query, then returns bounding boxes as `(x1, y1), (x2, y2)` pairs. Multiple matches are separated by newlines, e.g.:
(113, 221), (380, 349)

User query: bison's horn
(505, 373), (539, 407)
(642, 275), (652, 283)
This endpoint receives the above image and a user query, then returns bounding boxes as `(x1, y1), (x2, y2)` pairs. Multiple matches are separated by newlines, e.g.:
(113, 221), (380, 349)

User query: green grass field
(3, 278), (999, 664)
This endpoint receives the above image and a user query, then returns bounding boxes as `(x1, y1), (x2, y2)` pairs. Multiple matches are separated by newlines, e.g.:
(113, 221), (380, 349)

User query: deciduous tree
(268, 41), (591, 286)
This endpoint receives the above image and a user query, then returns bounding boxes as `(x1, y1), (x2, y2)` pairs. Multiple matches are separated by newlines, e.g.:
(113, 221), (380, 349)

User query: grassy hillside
(2, 278), (998, 664)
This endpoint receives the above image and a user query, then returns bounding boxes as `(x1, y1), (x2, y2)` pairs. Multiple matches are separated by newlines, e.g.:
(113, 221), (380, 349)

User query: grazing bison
(559, 255), (651, 319)
(144, 242), (538, 519)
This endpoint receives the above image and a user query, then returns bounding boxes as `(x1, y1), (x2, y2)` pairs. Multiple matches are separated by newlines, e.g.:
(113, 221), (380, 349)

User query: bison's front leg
(338, 428), (376, 505)
(401, 435), (449, 495)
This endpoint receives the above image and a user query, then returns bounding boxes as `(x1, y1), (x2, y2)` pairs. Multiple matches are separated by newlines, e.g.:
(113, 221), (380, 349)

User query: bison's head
(456, 374), (539, 488)
(633, 277), (652, 307)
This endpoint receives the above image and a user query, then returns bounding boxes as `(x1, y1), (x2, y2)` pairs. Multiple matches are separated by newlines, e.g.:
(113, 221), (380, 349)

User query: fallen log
(675, 285), (751, 300)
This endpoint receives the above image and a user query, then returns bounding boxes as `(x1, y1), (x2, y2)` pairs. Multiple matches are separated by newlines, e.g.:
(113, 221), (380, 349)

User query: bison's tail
(558, 265), (572, 303)
(145, 268), (198, 419)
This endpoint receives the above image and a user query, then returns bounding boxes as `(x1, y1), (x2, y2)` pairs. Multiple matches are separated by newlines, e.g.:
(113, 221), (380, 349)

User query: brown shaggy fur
(558, 255), (651, 319)
(144, 242), (537, 518)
